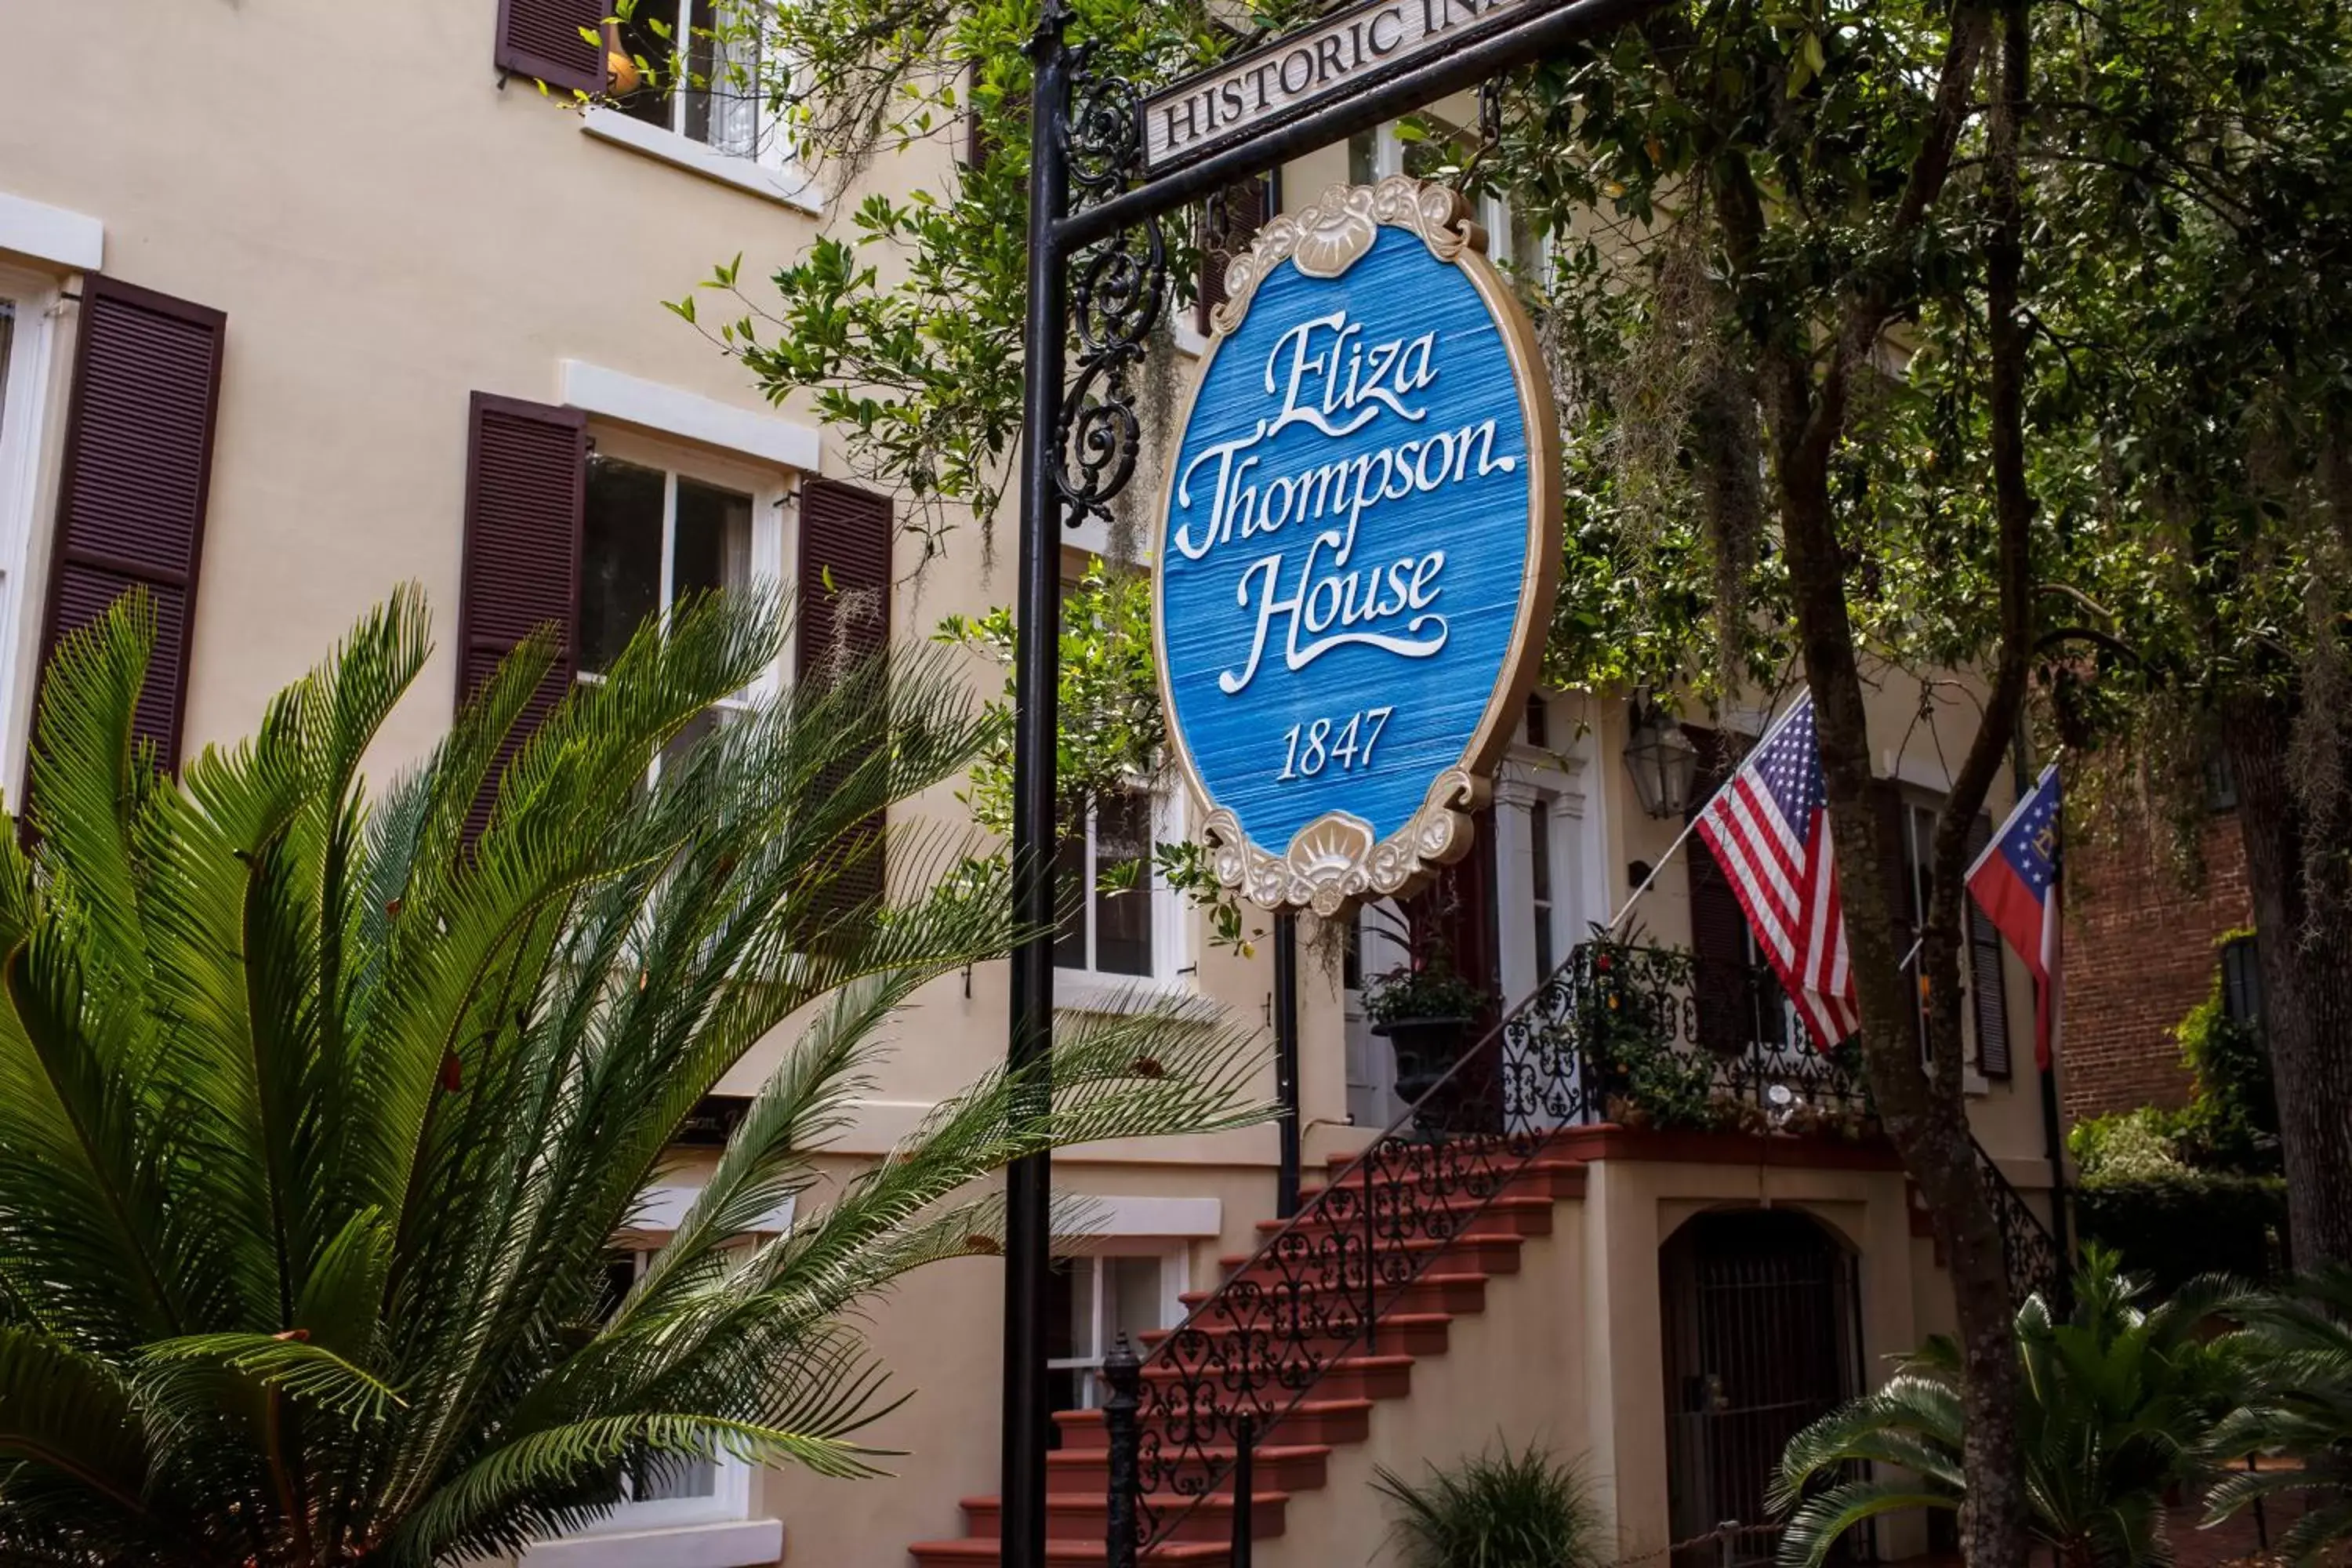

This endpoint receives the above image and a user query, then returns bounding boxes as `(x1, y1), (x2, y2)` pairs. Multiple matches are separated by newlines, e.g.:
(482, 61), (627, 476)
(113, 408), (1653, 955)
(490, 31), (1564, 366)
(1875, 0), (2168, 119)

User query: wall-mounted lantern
(1622, 695), (1700, 820)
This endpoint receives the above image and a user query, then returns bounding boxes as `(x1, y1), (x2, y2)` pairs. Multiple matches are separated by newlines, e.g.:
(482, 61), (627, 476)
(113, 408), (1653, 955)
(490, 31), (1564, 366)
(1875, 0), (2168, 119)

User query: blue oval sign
(1155, 180), (1559, 916)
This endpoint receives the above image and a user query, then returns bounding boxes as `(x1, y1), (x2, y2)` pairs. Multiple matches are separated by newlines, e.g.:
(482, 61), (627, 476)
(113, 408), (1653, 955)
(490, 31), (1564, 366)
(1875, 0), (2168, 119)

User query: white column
(1491, 773), (1541, 1128)
(1492, 773), (1542, 1007)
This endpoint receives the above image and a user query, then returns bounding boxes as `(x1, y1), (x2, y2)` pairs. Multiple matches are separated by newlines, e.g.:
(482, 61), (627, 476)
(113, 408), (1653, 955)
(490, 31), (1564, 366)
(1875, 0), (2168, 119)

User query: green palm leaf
(1773, 1247), (2247, 1568)
(0, 588), (1274, 1566)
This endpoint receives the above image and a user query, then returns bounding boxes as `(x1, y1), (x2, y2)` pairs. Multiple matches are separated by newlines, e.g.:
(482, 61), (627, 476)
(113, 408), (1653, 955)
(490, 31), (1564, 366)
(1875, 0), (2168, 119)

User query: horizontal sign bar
(1141, 0), (1557, 175)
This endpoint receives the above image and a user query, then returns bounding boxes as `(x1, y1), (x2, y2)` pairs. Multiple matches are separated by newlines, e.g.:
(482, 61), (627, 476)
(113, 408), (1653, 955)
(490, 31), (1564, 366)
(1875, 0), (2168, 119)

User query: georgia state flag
(1965, 765), (2063, 1069)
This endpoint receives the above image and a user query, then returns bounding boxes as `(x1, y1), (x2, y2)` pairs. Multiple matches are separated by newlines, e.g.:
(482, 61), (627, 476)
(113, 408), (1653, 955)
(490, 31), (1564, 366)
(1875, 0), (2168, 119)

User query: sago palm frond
(1773, 1247), (2246, 1568)
(2200, 1264), (2352, 1563)
(0, 587), (1272, 1567)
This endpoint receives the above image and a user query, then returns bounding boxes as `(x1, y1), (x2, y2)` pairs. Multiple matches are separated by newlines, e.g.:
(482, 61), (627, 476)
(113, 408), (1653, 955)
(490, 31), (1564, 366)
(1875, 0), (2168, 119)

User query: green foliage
(1496, 0), (2025, 708)
(1575, 942), (1715, 1131)
(0, 589), (1272, 1566)
(937, 559), (1163, 834)
(2018, 0), (2352, 867)
(1362, 967), (1494, 1029)
(2168, 983), (2278, 1176)
(937, 561), (1261, 955)
(2075, 1174), (2289, 1295)
(1773, 1249), (2253, 1568)
(2071, 1107), (2191, 1185)
(1372, 1439), (1603, 1568)
(2067, 964), (2289, 1287)
(659, 0), (1233, 550)
(2205, 1265), (2352, 1563)
(2071, 946), (2282, 1185)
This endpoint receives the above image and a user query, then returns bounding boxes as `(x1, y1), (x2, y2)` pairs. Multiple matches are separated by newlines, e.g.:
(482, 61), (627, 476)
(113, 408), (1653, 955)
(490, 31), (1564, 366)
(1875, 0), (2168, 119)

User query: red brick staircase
(906, 1145), (1589, 1566)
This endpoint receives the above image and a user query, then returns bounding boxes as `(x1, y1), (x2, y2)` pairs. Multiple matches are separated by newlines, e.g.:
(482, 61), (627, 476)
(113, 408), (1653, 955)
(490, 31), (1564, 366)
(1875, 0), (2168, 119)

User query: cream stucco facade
(2, 9), (2064, 1566)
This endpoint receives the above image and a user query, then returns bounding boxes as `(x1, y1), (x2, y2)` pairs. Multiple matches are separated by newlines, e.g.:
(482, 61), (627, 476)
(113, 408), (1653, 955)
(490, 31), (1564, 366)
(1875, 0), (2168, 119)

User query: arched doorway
(1660, 1209), (1864, 1568)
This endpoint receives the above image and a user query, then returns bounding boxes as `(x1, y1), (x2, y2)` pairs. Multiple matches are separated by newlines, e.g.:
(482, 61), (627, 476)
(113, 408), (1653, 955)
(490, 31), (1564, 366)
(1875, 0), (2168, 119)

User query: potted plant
(1360, 893), (1497, 1115)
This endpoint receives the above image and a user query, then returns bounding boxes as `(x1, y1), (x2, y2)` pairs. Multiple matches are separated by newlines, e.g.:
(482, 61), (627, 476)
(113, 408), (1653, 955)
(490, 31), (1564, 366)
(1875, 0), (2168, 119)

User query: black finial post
(1103, 1333), (1143, 1568)
(1002, 10), (1073, 1567)
(1230, 1413), (1257, 1568)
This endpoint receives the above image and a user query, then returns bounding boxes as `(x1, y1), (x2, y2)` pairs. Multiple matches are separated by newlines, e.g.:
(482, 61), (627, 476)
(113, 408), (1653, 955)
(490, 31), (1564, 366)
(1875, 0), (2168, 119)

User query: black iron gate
(1661, 1210), (1865, 1568)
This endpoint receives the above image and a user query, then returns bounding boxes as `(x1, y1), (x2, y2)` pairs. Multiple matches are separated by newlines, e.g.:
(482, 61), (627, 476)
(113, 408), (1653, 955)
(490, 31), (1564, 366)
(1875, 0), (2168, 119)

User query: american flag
(1692, 695), (1860, 1050)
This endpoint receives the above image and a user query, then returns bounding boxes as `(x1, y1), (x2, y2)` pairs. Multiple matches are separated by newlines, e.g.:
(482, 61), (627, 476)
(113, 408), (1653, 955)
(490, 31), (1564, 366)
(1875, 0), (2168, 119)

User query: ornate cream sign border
(1151, 177), (1563, 918)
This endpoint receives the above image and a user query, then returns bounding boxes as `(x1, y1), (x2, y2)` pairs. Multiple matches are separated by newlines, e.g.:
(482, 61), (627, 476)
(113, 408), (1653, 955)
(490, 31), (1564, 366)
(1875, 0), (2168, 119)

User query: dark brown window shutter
(1882, 790), (1932, 1055)
(1966, 812), (2013, 1077)
(1682, 728), (1788, 1056)
(455, 392), (586, 838)
(36, 276), (226, 775)
(962, 60), (993, 169)
(495, 0), (606, 93)
(797, 478), (894, 925)
(1197, 174), (1272, 336)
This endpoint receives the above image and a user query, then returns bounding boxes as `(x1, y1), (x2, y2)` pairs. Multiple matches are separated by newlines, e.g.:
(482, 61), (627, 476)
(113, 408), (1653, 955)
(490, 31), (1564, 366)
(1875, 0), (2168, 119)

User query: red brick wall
(2062, 811), (2252, 1123)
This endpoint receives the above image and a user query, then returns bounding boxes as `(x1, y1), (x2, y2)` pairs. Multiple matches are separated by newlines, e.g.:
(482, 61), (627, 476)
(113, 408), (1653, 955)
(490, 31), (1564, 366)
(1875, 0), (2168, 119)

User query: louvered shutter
(963, 60), (1014, 169)
(455, 393), (586, 838)
(1880, 790), (1932, 1055)
(797, 479), (894, 931)
(35, 277), (226, 775)
(1683, 728), (1788, 1056)
(1197, 175), (1272, 336)
(495, 0), (606, 93)
(1966, 812), (2013, 1077)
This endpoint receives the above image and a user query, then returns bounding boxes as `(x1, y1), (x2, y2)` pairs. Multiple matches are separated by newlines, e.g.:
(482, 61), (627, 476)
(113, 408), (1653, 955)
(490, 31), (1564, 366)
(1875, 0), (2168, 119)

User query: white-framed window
(1528, 793), (1559, 979)
(609, 0), (776, 161)
(1054, 787), (1186, 982)
(576, 430), (788, 775)
(1046, 1248), (1184, 1419)
(0, 264), (63, 803)
(584, 1248), (754, 1530)
(1348, 122), (1555, 288)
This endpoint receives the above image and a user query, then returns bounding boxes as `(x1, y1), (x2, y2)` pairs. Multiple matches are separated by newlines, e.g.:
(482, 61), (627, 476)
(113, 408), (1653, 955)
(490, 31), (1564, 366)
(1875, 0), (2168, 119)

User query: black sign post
(1001, 2), (1664, 1563)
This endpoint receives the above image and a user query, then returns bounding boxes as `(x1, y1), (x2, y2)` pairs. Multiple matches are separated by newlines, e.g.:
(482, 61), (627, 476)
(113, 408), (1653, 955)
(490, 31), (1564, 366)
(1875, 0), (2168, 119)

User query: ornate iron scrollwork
(1054, 56), (1167, 532)
(1975, 1132), (2070, 1312)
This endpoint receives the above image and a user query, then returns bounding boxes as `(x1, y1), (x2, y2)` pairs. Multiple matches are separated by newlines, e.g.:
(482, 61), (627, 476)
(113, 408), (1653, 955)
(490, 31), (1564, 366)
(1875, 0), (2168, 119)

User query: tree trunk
(1774, 440), (2034, 1568)
(2223, 694), (2352, 1265)
(1704, 5), (2031, 1561)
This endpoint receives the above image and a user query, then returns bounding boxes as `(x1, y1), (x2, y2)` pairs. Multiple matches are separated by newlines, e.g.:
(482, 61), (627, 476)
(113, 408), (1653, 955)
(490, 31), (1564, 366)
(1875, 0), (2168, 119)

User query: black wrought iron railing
(1974, 1131), (2069, 1311)
(1098, 937), (2064, 1563)
(1552, 946), (1873, 1136)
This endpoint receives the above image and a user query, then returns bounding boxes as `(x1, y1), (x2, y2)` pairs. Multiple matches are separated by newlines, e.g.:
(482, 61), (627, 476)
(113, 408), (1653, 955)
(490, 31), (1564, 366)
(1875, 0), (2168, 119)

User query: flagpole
(1602, 695), (1806, 935)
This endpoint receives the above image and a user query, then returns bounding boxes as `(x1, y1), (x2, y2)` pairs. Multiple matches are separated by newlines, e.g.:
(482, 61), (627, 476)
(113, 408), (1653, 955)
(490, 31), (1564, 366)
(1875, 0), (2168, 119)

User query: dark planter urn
(1371, 1015), (1475, 1111)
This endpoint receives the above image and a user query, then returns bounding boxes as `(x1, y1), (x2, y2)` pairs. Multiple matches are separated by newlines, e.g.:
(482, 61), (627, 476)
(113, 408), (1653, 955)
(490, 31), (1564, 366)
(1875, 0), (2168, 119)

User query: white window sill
(524, 1517), (782, 1568)
(581, 109), (822, 216)
(1057, 971), (1197, 1017)
(1170, 317), (1210, 358)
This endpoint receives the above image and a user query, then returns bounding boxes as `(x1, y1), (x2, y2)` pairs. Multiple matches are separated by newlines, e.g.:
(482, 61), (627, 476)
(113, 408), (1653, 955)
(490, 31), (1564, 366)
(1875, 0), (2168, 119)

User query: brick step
(1046, 1442), (1332, 1495)
(1138, 1352), (1415, 1404)
(909, 1539), (1231, 1565)
(1056, 1397), (1377, 1452)
(1253, 1192), (1557, 1241)
(1142, 1309), (1455, 1360)
(1309, 1155), (1588, 1202)
(958, 1489), (1288, 1544)
(1218, 1230), (1525, 1281)
(1177, 1269), (1489, 1319)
